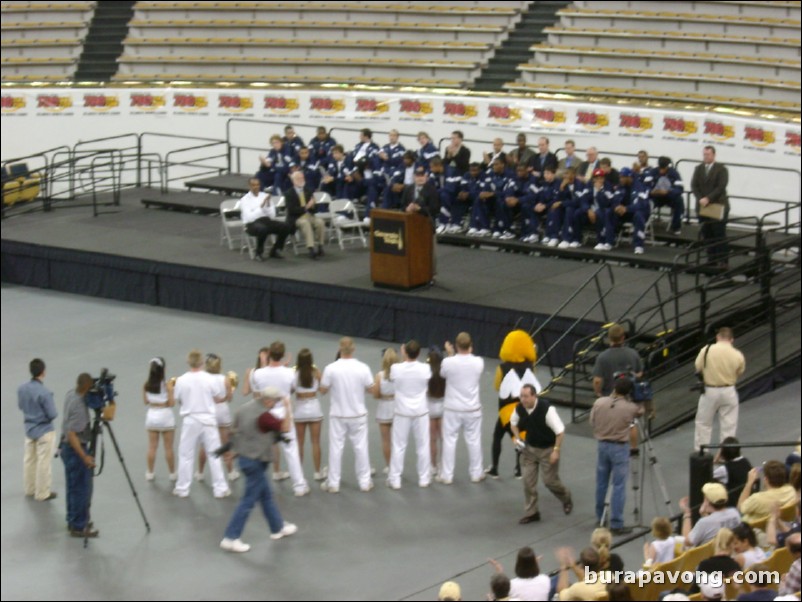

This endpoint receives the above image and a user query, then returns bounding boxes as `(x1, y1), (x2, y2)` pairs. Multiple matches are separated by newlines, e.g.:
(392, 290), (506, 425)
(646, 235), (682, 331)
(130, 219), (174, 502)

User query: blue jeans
(60, 441), (93, 531)
(224, 456), (284, 540)
(595, 441), (630, 529)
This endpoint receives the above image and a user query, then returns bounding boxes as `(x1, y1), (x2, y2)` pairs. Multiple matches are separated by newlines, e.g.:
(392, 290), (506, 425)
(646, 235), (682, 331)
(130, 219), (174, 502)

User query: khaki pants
(24, 430), (55, 500)
(520, 444), (571, 518)
(296, 213), (326, 249)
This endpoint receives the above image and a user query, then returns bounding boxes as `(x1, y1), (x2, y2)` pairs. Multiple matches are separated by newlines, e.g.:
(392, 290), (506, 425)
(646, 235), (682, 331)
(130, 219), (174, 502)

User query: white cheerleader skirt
(215, 403), (232, 428)
(376, 400), (394, 424)
(294, 398), (324, 423)
(145, 407), (176, 431)
(428, 399), (444, 419)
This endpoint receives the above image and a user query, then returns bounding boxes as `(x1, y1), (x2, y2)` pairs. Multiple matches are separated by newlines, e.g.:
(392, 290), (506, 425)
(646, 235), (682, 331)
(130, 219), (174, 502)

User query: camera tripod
(599, 413), (673, 529)
(85, 410), (151, 547)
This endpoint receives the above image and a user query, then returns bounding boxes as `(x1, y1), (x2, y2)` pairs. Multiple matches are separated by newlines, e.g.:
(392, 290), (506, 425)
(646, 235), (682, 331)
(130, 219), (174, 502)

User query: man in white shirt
(510, 384), (572, 523)
(237, 177), (293, 261)
(171, 350), (231, 498)
(387, 340), (432, 490)
(319, 337), (374, 493)
(437, 332), (485, 484)
(250, 341), (309, 497)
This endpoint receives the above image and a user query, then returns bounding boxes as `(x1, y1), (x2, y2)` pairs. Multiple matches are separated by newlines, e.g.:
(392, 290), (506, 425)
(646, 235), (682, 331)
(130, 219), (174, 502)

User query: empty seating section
(112, 1), (528, 85)
(0, 1), (95, 80)
(507, 1), (802, 113)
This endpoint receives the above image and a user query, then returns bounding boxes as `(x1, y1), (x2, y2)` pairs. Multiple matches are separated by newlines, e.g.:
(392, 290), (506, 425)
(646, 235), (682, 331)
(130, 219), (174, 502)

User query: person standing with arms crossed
(18, 358), (58, 501)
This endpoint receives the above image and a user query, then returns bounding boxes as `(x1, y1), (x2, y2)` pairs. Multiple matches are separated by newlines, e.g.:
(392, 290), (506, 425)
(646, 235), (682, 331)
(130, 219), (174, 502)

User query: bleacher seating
(507, 1), (802, 113)
(111, 1), (529, 85)
(0, 1), (95, 80)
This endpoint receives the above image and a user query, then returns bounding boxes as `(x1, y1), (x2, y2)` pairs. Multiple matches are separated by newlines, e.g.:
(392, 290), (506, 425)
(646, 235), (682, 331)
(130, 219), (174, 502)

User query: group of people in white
(143, 333), (485, 549)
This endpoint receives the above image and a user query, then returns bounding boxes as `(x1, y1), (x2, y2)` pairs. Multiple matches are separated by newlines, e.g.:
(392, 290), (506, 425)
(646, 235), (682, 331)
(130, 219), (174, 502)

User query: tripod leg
(103, 422), (151, 533)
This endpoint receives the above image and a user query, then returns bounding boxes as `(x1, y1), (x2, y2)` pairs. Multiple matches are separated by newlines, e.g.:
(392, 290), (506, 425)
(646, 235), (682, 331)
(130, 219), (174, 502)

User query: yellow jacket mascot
(487, 330), (541, 478)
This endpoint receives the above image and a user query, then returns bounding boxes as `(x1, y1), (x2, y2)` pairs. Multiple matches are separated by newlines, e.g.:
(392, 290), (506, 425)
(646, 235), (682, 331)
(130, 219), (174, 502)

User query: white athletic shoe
(499, 231), (515, 240)
(491, 231), (501, 239)
(362, 217), (371, 226)
(273, 471), (290, 481)
(169, 472), (178, 482)
(320, 482), (339, 494)
(541, 237), (552, 245)
(467, 227), (479, 236)
(548, 238), (559, 247)
(220, 538), (250, 553)
(270, 522), (298, 540)
(294, 486), (311, 497)
(557, 240), (570, 249)
(477, 229), (491, 237)
(634, 247), (645, 255)
(194, 471), (205, 482)
(386, 480), (401, 491)
(436, 224), (446, 235)
(228, 470), (240, 482)
(382, 466), (390, 475)
(569, 241), (582, 248)
(360, 481), (375, 492)
(471, 474), (487, 483)
(214, 489), (232, 499)
(594, 243), (611, 251)
(313, 467), (328, 481)
(435, 475), (453, 485)
(145, 472), (155, 482)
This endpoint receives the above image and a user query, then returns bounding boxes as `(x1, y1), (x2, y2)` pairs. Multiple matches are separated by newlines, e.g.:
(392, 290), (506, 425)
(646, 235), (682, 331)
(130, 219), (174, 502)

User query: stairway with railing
(533, 220), (801, 434)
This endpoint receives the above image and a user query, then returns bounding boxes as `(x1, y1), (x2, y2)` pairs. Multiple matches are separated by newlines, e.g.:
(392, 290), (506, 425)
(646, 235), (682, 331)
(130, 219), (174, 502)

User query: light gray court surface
(2, 285), (799, 601)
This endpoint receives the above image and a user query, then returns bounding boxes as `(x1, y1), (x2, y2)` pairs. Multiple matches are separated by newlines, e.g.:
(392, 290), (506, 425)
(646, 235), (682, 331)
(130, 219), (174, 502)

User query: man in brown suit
(691, 145), (729, 268)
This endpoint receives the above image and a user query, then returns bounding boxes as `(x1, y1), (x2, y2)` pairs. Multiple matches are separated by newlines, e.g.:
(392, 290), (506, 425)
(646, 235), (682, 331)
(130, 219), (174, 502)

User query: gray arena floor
(1, 285), (799, 601)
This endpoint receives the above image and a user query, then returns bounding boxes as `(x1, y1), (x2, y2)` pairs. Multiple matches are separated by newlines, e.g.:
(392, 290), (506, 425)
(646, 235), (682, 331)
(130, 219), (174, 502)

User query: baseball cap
(702, 482), (728, 504)
(620, 167), (634, 177)
(592, 168), (605, 178)
(438, 581), (461, 601)
(257, 411), (282, 434)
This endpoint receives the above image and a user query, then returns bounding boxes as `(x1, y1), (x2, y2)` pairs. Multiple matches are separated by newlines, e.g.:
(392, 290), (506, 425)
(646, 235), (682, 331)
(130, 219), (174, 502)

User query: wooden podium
(370, 209), (433, 290)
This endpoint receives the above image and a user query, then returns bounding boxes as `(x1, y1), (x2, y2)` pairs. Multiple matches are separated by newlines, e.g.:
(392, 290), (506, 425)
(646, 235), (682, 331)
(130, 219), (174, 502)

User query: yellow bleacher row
(544, 25), (801, 47)
(107, 73), (466, 88)
(1, 21), (87, 30)
(2, 38), (82, 48)
(127, 18), (503, 32)
(120, 37), (491, 50)
(558, 7), (801, 27)
(502, 81), (801, 113)
(1, 1), (94, 11)
(135, 1), (517, 16)
(117, 56), (479, 69)
(530, 43), (801, 69)
(518, 64), (800, 92)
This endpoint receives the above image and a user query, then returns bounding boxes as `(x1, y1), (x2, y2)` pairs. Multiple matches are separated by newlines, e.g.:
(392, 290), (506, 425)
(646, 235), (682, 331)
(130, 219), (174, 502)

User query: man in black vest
(510, 384), (572, 524)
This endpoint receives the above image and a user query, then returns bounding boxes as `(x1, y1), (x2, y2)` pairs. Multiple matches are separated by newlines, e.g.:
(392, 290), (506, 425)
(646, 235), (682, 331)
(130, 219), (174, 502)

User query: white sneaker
(436, 224), (446, 235)
(541, 237), (552, 245)
(448, 224), (462, 233)
(634, 247), (645, 255)
(294, 486), (310, 497)
(419, 481), (431, 488)
(273, 471), (290, 481)
(522, 234), (538, 244)
(214, 489), (232, 499)
(569, 241), (582, 248)
(172, 489), (189, 498)
(499, 231), (515, 240)
(467, 227), (478, 236)
(471, 474), (487, 483)
(547, 238), (559, 247)
(270, 522), (298, 540)
(320, 482), (339, 494)
(360, 481), (374, 492)
(477, 229), (491, 237)
(362, 217), (371, 226)
(435, 475), (453, 485)
(594, 243), (608, 251)
(386, 480), (401, 490)
(145, 471), (155, 482)
(382, 466), (389, 475)
(370, 466), (377, 476)
(220, 538), (250, 553)
(491, 231), (501, 239)
(169, 472), (178, 482)
(194, 471), (205, 482)
(603, 243), (613, 251)
(228, 470), (240, 482)
(313, 467), (328, 481)
(557, 240), (570, 249)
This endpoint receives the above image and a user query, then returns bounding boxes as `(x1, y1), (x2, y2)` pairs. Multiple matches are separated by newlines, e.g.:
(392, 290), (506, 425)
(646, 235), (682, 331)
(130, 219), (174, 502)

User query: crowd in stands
(254, 126), (690, 256)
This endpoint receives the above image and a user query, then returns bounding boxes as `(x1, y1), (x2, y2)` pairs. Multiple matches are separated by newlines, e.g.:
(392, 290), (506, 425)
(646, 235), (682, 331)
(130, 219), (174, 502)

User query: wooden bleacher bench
(0, 1), (95, 11)
(127, 18), (503, 32)
(110, 72), (465, 87)
(119, 54), (481, 69)
(544, 25), (801, 47)
(0, 20), (87, 29)
(1, 38), (82, 47)
(123, 36), (491, 50)
(134, 1), (519, 16)
(557, 7), (801, 28)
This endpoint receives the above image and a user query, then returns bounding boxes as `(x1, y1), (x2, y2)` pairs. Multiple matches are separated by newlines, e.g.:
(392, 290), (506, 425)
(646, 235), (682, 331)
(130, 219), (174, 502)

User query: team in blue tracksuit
(351, 132), (381, 214)
(428, 158), (461, 229)
(647, 157), (684, 233)
(322, 146), (353, 200)
(295, 148), (322, 192)
(550, 169), (589, 245)
(416, 134), (440, 171)
(456, 163), (484, 232)
(498, 164), (536, 240)
(584, 173), (617, 248)
(610, 167), (651, 252)
(369, 135), (406, 216)
(282, 127), (305, 157)
(309, 128), (337, 169)
(476, 160), (512, 234)
(257, 136), (297, 194)
(534, 168), (562, 243)
(383, 151), (417, 210)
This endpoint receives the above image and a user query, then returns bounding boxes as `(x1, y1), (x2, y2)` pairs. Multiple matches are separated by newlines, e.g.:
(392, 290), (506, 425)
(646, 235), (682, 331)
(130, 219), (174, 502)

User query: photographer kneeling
(590, 377), (643, 535)
(60, 373), (114, 538)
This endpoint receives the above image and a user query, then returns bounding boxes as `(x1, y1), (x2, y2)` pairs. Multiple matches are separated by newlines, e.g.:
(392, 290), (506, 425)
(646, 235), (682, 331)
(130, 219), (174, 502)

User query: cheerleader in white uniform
(144, 357), (176, 481)
(197, 353), (238, 481)
(294, 349), (327, 481)
(427, 348), (446, 476)
(373, 348), (399, 473)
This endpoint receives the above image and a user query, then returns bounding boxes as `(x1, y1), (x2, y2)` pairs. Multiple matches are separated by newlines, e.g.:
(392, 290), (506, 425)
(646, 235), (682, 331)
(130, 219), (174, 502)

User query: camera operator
(59, 373), (114, 538)
(590, 377), (643, 535)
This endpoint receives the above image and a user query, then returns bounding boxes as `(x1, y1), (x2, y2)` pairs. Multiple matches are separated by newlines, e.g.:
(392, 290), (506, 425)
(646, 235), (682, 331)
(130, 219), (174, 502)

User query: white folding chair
(328, 199), (366, 250)
(219, 199), (244, 251)
(312, 191), (335, 243)
(616, 211), (655, 248)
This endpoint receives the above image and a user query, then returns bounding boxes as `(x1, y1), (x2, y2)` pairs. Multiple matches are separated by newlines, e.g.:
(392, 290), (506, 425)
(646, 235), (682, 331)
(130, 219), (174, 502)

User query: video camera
(613, 370), (653, 402)
(86, 368), (117, 411)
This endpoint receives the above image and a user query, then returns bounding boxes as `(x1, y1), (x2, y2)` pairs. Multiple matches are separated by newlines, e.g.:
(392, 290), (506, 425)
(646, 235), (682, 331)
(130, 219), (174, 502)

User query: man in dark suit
(529, 137), (558, 184)
(284, 170), (326, 259)
(691, 145), (730, 268)
(403, 167), (440, 277)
